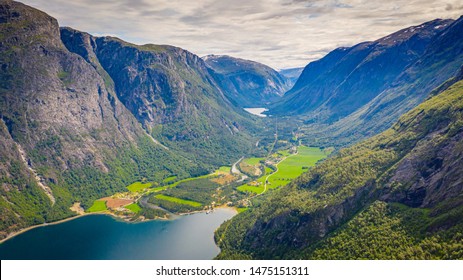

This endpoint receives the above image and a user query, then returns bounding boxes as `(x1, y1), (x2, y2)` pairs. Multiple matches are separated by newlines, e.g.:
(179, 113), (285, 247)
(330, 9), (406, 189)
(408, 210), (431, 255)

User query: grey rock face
(0, 1), (256, 238)
(60, 29), (256, 165)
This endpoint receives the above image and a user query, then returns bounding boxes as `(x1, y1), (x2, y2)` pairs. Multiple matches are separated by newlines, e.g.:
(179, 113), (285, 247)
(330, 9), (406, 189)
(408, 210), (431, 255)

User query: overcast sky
(22, 0), (463, 69)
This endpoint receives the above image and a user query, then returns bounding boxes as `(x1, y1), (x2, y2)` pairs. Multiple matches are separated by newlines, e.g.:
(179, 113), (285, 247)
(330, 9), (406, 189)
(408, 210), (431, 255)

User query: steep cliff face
(0, 1), (205, 238)
(60, 29), (257, 166)
(203, 55), (290, 107)
(216, 75), (463, 259)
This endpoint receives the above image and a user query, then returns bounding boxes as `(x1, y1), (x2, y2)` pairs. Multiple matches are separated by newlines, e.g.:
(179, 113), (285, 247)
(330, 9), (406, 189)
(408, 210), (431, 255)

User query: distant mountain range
(203, 55), (290, 107)
(270, 17), (463, 146)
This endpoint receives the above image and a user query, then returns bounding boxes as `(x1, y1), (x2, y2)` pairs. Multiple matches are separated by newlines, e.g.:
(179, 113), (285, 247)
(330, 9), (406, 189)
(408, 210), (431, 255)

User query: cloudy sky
(22, 0), (463, 69)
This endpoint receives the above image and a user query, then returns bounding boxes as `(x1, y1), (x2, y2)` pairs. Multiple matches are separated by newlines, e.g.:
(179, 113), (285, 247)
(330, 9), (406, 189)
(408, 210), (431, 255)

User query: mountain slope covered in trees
(0, 1), (258, 239)
(216, 72), (463, 259)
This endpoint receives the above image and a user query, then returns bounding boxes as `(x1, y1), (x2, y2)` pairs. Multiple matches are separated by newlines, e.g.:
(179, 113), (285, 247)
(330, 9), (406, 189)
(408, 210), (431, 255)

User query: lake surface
(0, 208), (236, 260)
(244, 107), (268, 117)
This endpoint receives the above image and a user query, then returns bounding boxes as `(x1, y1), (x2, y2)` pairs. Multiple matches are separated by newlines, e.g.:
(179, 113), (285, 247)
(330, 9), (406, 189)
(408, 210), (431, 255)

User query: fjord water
(0, 208), (236, 260)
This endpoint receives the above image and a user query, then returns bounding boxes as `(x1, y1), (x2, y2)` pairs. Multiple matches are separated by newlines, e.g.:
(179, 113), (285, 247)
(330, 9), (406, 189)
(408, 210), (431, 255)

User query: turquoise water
(0, 208), (236, 260)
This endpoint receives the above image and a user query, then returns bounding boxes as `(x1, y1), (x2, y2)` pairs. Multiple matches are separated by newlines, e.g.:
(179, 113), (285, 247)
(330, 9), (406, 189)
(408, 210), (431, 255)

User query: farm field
(237, 146), (328, 194)
(124, 203), (142, 213)
(126, 166), (232, 195)
(155, 194), (202, 207)
(101, 197), (133, 209)
(236, 207), (248, 213)
(267, 146), (327, 189)
(240, 157), (264, 176)
(127, 182), (152, 193)
(237, 166), (273, 194)
(216, 166), (231, 173)
(86, 200), (107, 213)
(243, 158), (263, 165)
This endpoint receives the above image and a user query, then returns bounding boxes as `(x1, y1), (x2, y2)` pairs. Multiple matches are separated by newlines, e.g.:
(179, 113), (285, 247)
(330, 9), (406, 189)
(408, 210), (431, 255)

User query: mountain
(0, 0), (185, 236)
(278, 67), (304, 88)
(60, 29), (258, 166)
(271, 18), (453, 118)
(203, 55), (290, 107)
(0, 1), (257, 238)
(216, 69), (463, 259)
(269, 18), (463, 146)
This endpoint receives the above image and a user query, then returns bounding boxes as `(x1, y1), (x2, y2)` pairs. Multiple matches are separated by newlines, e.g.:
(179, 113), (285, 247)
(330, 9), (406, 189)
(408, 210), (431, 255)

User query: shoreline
(0, 213), (95, 244)
(178, 205), (238, 217)
(0, 205), (239, 244)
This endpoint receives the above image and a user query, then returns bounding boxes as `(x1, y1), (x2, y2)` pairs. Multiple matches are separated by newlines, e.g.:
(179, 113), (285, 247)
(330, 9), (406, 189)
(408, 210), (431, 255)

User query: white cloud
(21, 0), (463, 69)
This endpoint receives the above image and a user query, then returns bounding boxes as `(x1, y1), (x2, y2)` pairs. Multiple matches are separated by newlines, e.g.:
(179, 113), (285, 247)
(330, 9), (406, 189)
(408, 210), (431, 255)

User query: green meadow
(131, 172), (216, 195)
(237, 146), (328, 194)
(155, 194), (202, 207)
(237, 163), (274, 194)
(237, 184), (264, 194)
(264, 166), (273, 175)
(127, 181), (152, 193)
(124, 203), (142, 213)
(267, 146), (327, 189)
(126, 165), (234, 197)
(86, 200), (107, 212)
(139, 167), (233, 197)
(217, 166), (231, 173)
(243, 158), (263, 166)
(236, 207), (248, 213)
